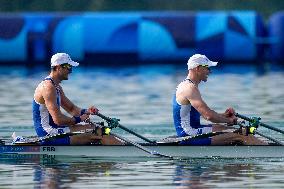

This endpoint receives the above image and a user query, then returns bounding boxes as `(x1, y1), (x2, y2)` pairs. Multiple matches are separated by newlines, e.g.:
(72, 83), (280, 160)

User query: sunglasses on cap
(61, 63), (72, 72)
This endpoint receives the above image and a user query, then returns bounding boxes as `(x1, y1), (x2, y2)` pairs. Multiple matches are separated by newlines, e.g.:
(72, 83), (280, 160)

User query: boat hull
(1, 145), (283, 158)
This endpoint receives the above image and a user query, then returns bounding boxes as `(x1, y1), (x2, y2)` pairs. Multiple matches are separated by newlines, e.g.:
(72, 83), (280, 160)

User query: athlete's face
(198, 65), (211, 82)
(60, 64), (72, 80)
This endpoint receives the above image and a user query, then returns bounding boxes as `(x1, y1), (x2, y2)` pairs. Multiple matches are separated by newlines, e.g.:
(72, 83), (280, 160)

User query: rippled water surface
(0, 63), (283, 188)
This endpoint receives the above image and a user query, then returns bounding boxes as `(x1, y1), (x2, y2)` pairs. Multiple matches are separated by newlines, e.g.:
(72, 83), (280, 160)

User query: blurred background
(1, 0), (284, 66)
(1, 0), (283, 19)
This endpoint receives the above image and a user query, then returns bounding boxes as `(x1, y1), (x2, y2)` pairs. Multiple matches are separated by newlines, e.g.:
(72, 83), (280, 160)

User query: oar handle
(96, 113), (111, 122)
(236, 113), (284, 135)
(96, 112), (156, 144)
(235, 113), (251, 121)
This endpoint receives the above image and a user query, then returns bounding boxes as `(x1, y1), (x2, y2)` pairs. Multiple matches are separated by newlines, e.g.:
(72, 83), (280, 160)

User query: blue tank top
(172, 79), (208, 137)
(33, 76), (69, 137)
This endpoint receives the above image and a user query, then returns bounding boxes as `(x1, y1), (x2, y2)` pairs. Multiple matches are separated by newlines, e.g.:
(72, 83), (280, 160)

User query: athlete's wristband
(80, 109), (87, 115)
(73, 116), (81, 124)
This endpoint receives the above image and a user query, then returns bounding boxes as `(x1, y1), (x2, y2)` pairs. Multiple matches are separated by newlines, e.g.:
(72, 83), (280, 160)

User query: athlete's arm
(42, 81), (84, 126)
(186, 87), (235, 125)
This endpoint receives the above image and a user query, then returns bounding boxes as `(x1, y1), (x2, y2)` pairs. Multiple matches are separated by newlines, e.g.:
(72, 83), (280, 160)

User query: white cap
(51, 53), (79, 67)
(187, 54), (218, 70)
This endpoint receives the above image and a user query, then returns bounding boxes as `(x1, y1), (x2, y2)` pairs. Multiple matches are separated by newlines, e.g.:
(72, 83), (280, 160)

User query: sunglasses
(61, 63), (72, 72)
(200, 65), (211, 72)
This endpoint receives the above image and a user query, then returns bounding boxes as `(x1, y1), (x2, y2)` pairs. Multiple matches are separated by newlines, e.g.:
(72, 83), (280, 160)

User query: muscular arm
(42, 81), (77, 126)
(185, 86), (233, 124)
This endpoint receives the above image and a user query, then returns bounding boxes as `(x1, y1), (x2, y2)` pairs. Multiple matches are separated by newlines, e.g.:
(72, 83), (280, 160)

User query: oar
(157, 131), (227, 144)
(96, 112), (156, 144)
(236, 113), (284, 134)
(88, 121), (173, 159)
(110, 132), (173, 158)
(254, 131), (283, 145)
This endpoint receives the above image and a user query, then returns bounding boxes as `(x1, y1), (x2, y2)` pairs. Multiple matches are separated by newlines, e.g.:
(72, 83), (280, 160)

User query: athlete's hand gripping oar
(95, 112), (156, 144)
(87, 121), (173, 159)
(236, 113), (284, 134)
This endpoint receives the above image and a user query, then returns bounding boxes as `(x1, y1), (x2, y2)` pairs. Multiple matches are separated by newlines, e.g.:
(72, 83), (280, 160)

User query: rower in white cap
(32, 53), (123, 145)
(172, 54), (266, 145)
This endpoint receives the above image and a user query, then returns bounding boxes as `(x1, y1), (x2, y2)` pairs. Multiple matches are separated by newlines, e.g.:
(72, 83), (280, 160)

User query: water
(0, 63), (284, 188)
(0, 155), (284, 188)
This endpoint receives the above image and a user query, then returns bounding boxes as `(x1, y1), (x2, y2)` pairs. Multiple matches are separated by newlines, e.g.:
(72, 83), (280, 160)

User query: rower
(172, 54), (266, 145)
(32, 53), (123, 145)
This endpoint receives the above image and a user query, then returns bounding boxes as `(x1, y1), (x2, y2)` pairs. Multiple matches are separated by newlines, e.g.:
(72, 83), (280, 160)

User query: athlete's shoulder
(41, 79), (55, 90)
(40, 80), (59, 98)
(181, 83), (201, 101)
(178, 81), (198, 93)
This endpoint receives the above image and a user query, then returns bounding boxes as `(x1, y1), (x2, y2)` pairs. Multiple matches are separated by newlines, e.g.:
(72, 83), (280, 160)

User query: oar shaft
(96, 113), (155, 144)
(259, 122), (284, 135)
(110, 133), (172, 158)
(236, 113), (284, 134)
(88, 120), (172, 159)
(116, 124), (155, 144)
(235, 113), (250, 121)
(255, 131), (283, 145)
